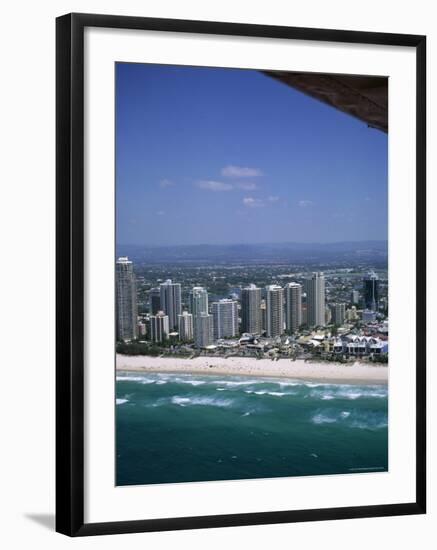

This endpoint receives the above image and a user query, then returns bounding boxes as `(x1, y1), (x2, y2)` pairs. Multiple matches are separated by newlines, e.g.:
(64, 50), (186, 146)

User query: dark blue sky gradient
(116, 63), (388, 246)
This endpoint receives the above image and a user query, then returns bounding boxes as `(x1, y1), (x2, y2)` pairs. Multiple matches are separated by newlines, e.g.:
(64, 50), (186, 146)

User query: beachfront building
(363, 271), (379, 311)
(149, 311), (169, 343)
(149, 287), (161, 315)
(285, 282), (302, 334)
(345, 335), (387, 356)
(194, 313), (214, 348)
(211, 299), (239, 339)
(177, 311), (194, 341)
(189, 286), (209, 317)
(241, 284), (262, 335)
(266, 285), (284, 338)
(306, 272), (326, 327)
(330, 303), (346, 326)
(116, 256), (138, 341)
(160, 279), (182, 331)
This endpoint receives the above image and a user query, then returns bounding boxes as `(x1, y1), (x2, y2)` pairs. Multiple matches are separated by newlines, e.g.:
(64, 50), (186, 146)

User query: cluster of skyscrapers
(149, 276), (324, 345)
(117, 257), (329, 346)
(116, 256), (381, 347)
(150, 283), (239, 348)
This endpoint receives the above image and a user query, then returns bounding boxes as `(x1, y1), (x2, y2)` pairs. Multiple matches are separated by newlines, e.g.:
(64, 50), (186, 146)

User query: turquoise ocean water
(116, 371), (388, 486)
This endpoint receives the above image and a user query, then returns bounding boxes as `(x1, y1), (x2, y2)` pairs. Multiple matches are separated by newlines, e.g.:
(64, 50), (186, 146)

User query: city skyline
(116, 63), (388, 247)
(116, 255), (388, 367)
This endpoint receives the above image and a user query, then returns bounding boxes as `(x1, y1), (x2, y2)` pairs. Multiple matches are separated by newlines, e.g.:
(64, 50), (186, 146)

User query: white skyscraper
(350, 290), (360, 305)
(194, 313), (213, 348)
(306, 272), (326, 327)
(189, 286), (209, 317)
(115, 257), (137, 341)
(211, 299), (239, 339)
(266, 285), (284, 338)
(177, 311), (193, 341)
(149, 311), (169, 343)
(159, 279), (182, 331)
(241, 284), (262, 334)
(285, 282), (302, 333)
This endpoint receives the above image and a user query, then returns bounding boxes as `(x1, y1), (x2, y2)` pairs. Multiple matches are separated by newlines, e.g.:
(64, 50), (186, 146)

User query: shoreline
(116, 354), (388, 385)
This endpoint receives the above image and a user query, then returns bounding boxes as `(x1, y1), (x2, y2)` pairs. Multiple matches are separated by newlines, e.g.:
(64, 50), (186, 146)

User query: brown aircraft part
(263, 71), (388, 133)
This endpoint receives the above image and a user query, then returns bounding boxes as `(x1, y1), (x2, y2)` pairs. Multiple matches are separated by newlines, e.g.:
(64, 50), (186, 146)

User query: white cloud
(159, 179), (174, 188)
(268, 195), (279, 202)
(298, 200), (314, 208)
(196, 180), (233, 192)
(243, 197), (264, 208)
(236, 182), (258, 190)
(221, 165), (263, 178)
(156, 210), (165, 216)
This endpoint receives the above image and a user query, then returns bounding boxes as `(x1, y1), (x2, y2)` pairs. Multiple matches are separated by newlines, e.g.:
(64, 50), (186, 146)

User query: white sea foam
(312, 413), (338, 424)
(350, 420), (388, 430)
(177, 379), (206, 386)
(211, 379), (267, 387)
(349, 411), (388, 430)
(190, 396), (234, 408)
(278, 380), (304, 388)
(311, 408), (387, 429)
(310, 386), (388, 401)
(340, 391), (362, 400)
(167, 395), (235, 408)
(244, 389), (293, 397)
(116, 375), (155, 384)
(163, 376), (207, 386)
(116, 398), (129, 405)
(171, 396), (191, 406)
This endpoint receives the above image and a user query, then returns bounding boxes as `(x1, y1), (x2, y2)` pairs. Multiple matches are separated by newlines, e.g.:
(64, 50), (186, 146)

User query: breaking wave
(311, 408), (387, 430)
(309, 385), (387, 401)
(116, 375), (156, 384)
(170, 395), (235, 408)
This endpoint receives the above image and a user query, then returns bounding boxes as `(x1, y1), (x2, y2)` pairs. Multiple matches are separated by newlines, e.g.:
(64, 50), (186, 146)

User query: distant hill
(116, 241), (388, 264)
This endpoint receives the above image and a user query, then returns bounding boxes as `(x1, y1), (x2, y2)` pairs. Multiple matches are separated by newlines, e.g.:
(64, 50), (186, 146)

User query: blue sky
(116, 63), (387, 246)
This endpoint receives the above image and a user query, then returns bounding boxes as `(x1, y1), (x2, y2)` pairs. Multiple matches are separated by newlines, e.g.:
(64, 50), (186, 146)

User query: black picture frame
(56, 12), (426, 537)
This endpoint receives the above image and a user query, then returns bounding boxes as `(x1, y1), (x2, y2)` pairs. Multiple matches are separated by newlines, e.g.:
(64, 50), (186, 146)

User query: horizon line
(116, 239), (388, 247)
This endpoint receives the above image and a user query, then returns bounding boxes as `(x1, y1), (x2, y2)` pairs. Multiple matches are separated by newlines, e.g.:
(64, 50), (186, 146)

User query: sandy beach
(116, 354), (388, 384)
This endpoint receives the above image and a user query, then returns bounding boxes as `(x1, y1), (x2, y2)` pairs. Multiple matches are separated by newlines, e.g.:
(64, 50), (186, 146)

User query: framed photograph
(56, 13), (426, 536)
